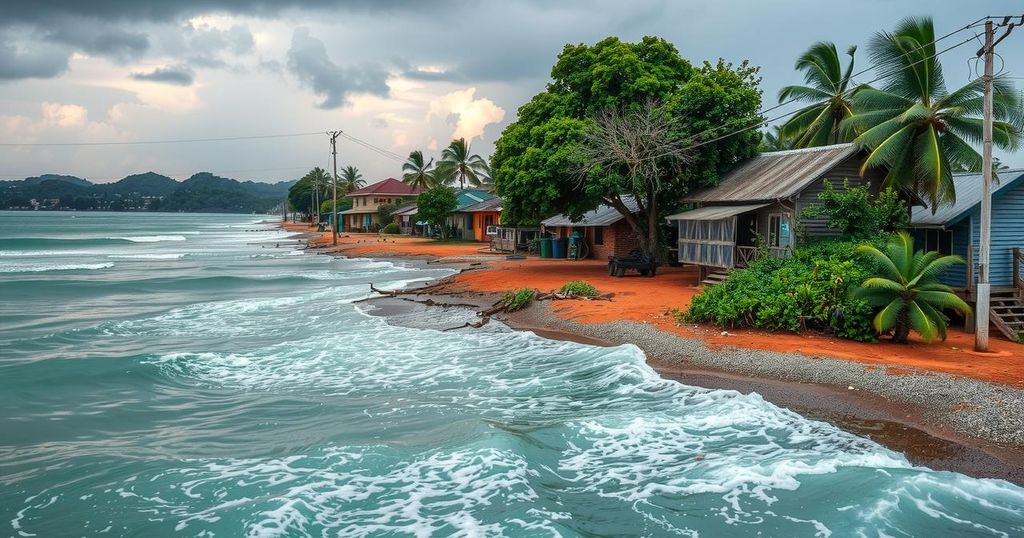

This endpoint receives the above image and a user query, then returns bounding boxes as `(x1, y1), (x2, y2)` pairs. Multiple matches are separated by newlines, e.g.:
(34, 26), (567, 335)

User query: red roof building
(341, 178), (423, 231)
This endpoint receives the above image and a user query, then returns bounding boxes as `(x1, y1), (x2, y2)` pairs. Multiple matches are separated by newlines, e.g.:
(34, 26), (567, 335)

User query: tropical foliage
(339, 166), (365, 193)
(800, 180), (908, 240)
(842, 16), (1023, 209)
(415, 186), (458, 239)
(559, 280), (600, 297)
(854, 232), (970, 343)
(778, 42), (860, 147)
(436, 138), (490, 189)
(402, 150), (436, 190)
(288, 167), (331, 216)
(492, 36), (762, 254)
(683, 240), (880, 341)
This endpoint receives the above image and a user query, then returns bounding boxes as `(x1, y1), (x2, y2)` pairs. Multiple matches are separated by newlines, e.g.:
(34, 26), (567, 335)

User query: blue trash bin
(552, 238), (567, 258)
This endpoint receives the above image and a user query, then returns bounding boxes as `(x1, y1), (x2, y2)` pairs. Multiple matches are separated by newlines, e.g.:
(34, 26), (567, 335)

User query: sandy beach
(286, 222), (1024, 484)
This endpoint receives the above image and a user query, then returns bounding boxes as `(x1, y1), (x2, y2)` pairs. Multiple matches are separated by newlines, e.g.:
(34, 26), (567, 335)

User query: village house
(910, 169), (1024, 340)
(457, 197), (503, 242)
(666, 143), (886, 281)
(444, 189), (494, 240)
(340, 178), (421, 232)
(541, 197), (642, 259)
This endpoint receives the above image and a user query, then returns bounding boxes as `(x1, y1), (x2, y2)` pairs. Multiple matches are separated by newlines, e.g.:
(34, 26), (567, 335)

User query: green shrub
(382, 222), (400, 234)
(559, 280), (599, 297)
(799, 180), (908, 240)
(681, 239), (882, 341)
(503, 288), (536, 312)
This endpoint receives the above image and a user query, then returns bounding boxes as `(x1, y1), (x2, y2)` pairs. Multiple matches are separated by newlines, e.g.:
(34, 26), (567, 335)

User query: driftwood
(442, 316), (491, 331)
(399, 297), (480, 309)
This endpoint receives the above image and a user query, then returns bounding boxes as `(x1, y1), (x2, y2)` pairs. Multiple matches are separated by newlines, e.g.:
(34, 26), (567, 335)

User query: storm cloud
(130, 64), (196, 86)
(285, 27), (389, 109)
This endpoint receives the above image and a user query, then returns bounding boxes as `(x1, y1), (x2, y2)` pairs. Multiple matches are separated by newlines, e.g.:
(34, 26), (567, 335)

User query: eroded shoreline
(282, 223), (1024, 484)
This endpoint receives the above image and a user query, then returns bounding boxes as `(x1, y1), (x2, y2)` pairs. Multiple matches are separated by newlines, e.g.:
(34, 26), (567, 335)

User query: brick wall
(552, 221), (640, 259)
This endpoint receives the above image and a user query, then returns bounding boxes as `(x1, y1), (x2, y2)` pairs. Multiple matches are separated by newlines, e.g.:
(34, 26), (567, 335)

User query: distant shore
(280, 221), (1024, 485)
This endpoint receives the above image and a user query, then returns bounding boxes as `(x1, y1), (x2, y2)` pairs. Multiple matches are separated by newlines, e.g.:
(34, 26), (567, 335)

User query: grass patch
(559, 280), (600, 297)
(503, 288), (536, 312)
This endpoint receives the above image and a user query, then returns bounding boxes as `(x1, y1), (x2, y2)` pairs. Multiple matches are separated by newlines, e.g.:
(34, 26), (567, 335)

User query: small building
(341, 178), (421, 232)
(541, 197), (642, 259)
(391, 202), (419, 235)
(911, 169), (1024, 290)
(666, 144), (884, 276)
(456, 197), (503, 242)
(444, 189), (494, 240)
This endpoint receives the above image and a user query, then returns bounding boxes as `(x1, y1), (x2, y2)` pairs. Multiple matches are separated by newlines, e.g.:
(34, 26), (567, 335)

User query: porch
(667, 204), (793, 278)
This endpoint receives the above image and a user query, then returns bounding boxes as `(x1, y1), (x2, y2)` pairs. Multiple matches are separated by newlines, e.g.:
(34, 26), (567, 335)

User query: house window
(768, 215), (781, 247)
(593, 226), (604, 245)
(923, 229), (953, 255)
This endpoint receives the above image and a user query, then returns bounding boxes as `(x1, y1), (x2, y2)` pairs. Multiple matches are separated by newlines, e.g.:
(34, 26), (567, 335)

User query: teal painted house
(911, 169), (1024, 289)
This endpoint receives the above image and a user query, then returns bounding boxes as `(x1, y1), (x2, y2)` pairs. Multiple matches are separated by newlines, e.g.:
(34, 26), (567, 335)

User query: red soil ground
(289, 225), (1024, 387)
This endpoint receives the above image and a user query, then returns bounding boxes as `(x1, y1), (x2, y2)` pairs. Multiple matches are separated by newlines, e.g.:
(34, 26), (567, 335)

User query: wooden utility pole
(328, 130), (342, 245)
(975, 20), (994, 351)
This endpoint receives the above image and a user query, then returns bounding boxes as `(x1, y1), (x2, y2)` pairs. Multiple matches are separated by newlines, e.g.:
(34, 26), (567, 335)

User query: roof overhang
(666, 203), (770, 221)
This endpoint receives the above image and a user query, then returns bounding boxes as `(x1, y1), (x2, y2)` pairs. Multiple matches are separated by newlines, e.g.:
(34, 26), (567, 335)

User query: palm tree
(759, 125), (791, 152)
(854, 232), (970, 343)
(339, 166), (365, 193)
(402, 150), (435, 190)
(435, 138), (490, 190)
(841, 16), (1023, 210)
(778, 42), (859, 148)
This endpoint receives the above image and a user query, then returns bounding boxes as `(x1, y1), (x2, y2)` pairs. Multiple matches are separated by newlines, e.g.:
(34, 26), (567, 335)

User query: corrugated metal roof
(911, 169), (1024, 227)
(665, 203), (769, 221)
(392, 203), (418, 217)
(460, 197), (503, 213)
(541, 197), (639, 227)
(347, 178), (422, 196)
(454, 189), (494, 210)
(685, 143), (860, 203)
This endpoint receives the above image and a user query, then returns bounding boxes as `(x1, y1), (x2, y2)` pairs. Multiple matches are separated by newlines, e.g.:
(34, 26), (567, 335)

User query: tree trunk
(893, 311), (911, 344)
(606, 194), (659, 256)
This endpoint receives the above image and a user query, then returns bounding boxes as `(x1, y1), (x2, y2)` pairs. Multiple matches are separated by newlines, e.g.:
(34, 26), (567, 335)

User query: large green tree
(287, 167), (331, 218)
(416, 186), (457, 239)
(777, 42), (859, 147)
(842, 16), (1023, 210)
(436, 138), (490, 189)
(491, 36), (762, 254)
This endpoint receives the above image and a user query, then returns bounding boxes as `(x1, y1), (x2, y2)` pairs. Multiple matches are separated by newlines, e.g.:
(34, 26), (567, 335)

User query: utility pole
(975, 20), (995, 351)
(328, 130), (342, 245)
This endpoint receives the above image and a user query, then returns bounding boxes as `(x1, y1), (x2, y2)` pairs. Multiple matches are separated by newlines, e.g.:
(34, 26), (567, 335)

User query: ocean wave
(0, 262), (114, 273)
(111, 235), (188, 243)
(107, 253), (187, 260)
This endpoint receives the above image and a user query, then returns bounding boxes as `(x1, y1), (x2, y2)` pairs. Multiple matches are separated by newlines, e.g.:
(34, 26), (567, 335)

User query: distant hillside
(0, 171), (295, 213)
(22, 174), (93, 187)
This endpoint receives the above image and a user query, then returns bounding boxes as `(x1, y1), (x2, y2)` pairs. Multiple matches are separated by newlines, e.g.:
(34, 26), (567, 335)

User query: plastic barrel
(539, 237), (552, 258)
(552, 238), (567, 258)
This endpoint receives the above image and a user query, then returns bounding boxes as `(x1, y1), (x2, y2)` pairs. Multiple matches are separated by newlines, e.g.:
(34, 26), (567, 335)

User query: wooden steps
(700, 270), (730, 287)
(990, 289), (1024, 342)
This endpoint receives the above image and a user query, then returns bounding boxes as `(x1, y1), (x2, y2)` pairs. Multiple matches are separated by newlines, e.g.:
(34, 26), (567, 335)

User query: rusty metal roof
(685, 143), (860, 203)
(542, 197), (639, 227)
(665, 203), (769, 221)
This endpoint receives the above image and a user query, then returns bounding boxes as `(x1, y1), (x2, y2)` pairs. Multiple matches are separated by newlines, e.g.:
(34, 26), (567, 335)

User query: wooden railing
(734, 245), (791, 268)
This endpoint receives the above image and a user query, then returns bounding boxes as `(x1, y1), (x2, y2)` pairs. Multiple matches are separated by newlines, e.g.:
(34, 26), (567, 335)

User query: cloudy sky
(1, 0), (1022, 184)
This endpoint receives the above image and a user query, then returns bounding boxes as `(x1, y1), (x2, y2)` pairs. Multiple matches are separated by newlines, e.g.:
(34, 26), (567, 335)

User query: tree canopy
(416, 186), (457, 239)
(491, 36), (762, 247)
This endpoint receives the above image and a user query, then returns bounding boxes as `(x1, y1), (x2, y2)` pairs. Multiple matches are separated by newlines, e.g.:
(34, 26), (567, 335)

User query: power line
(0, 131), (324, 148)
(652, 17), (999, 159)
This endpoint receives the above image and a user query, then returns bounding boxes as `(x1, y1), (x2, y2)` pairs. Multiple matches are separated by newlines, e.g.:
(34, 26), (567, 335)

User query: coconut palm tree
(339, 166), (365, 193)
(841, 16), (1023, 210)
(778, 42), (860, 147)
(759, 125), (792, 152)
(402, 150), (435, 190)
(854, 232), (970, 343)
(435, 138), (490, 190)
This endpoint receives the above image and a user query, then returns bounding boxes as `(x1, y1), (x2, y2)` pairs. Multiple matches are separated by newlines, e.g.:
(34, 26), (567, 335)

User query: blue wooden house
(911, 169), (1024, 340)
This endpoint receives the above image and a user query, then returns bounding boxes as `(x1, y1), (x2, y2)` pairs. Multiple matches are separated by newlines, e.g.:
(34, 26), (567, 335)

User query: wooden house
(444, 189), (494, 240)
(910, 169), (1024, 340)
(666, 144), (885, 279)
(457, 197), (503, 242)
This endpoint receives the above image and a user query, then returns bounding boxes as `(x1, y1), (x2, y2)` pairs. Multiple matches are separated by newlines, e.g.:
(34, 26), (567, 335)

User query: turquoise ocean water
(1, 211), (1023, 537)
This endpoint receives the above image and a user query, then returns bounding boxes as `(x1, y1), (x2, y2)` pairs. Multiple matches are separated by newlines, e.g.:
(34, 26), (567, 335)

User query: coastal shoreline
(280, 222), (1024, 485)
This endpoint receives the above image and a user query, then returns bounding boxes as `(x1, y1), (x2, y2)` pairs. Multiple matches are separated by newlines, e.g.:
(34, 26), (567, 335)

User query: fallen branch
(537, 292), (615, 301)
(442, 316), (491, 331)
